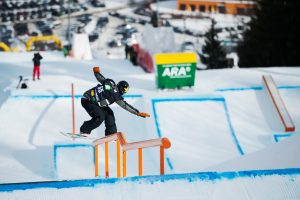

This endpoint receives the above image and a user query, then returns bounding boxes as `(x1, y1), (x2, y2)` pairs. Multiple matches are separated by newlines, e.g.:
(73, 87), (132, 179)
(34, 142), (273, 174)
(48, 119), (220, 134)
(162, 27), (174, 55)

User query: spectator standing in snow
(32, 52), (43, 81)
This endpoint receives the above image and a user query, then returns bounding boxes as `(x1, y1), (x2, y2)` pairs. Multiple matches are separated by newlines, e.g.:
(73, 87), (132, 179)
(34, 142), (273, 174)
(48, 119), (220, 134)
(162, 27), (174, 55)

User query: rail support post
(105, 142), (109, 178)
(160, 146), (165, 175)
(138, 148), (143, 176)
(123, 150), (127, 177)
(94, 144), (99, 177)
(116, 140), (121, 178)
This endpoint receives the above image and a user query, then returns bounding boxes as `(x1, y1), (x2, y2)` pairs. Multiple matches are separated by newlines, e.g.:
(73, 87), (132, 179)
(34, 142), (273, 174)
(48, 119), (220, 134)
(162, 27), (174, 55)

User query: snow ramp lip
(1, 168), (299, 192)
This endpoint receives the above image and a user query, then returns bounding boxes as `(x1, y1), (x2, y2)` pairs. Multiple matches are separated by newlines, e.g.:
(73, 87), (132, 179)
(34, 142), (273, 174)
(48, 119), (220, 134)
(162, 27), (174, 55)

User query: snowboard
(60, 131), (95, 140)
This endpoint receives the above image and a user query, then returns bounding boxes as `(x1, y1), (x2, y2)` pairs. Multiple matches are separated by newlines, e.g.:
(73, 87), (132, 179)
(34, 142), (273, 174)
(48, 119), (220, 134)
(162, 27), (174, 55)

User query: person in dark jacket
(80, 66), (150, 136)
(32, 52), (43, 81)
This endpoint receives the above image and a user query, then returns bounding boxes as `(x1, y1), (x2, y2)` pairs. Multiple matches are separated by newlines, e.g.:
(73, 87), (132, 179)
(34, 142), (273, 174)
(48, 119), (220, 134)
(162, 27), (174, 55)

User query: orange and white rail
(92, 132), (171, 178)
(262, 75), (295, 132)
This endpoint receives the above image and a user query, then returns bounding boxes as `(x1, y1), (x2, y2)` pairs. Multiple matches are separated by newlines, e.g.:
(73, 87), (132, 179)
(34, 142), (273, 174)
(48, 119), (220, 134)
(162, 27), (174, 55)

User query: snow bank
(1, 168), (299, 200)
(207, 132), (300, 172)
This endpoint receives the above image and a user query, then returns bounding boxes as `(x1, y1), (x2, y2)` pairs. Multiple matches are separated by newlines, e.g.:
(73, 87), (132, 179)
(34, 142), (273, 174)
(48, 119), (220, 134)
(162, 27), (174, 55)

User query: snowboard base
(60, 131), (95, 140)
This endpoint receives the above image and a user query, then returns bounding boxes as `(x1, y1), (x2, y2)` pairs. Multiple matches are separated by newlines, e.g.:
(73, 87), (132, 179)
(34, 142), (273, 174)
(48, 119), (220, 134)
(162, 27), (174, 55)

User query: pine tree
(201, 19), (228, 69)
(237, 0), (300, 67)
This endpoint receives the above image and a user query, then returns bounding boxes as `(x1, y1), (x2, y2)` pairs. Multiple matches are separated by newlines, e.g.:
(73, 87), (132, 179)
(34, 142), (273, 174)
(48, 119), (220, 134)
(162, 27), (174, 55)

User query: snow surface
(1, 0), (299, 198)
(0, 51), (300, 199)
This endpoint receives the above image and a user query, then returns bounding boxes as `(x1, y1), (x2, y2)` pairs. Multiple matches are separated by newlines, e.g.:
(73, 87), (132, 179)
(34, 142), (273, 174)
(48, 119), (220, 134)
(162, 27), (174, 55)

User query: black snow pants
(80, 98), (117, 136)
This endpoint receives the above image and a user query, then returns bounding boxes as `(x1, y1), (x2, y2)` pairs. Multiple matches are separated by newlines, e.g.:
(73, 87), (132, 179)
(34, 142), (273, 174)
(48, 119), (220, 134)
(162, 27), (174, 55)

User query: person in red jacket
(32, 52), (43, 81)
(80, 66), (150, 136)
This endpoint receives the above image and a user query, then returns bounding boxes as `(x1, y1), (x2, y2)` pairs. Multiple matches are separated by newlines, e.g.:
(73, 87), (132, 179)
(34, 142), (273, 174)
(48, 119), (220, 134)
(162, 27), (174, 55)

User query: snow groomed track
(0, 168), (300, 200)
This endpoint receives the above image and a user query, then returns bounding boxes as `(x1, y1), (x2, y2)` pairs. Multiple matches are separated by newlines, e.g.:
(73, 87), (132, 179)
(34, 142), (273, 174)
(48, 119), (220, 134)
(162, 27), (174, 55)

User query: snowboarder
(80, 66), (150, 136)
(32, 52), (43, 81)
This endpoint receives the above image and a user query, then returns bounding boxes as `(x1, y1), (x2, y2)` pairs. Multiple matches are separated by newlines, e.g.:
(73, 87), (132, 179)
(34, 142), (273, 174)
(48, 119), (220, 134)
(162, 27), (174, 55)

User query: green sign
(155, 53), (197, 89)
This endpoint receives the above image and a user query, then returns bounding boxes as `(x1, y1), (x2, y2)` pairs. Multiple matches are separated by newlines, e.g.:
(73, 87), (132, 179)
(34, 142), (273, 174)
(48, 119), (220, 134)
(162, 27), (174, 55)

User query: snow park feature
(0, 51), (300, 199)
(92, 132), (171, 177)
(262, 75), (296, 132)
(55, 132), (171, 179)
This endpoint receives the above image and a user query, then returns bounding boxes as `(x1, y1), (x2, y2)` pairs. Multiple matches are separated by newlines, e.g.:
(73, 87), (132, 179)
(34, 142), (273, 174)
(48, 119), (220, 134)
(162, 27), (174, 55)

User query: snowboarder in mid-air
(80, 66), (150, 136)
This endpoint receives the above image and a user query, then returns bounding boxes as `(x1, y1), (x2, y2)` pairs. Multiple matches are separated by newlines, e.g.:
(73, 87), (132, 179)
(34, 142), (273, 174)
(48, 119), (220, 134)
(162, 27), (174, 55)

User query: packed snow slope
(0, 52), (299, 199)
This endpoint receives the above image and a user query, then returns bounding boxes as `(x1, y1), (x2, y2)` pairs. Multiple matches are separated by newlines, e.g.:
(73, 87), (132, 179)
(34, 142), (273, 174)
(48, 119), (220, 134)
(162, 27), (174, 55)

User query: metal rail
(93, 132), (171, 178)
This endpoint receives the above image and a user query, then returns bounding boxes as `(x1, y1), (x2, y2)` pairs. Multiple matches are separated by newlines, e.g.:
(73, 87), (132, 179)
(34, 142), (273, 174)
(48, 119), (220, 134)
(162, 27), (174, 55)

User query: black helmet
(117, 80), (129, 94)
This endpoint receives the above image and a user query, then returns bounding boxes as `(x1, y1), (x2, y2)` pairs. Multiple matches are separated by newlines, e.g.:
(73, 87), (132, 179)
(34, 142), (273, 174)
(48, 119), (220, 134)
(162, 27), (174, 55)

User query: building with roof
(177, 0), (256, 15)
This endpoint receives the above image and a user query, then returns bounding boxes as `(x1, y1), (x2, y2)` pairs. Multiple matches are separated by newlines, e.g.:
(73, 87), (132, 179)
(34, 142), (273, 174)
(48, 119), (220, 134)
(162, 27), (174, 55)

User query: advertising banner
(155, 52), (197, 89)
